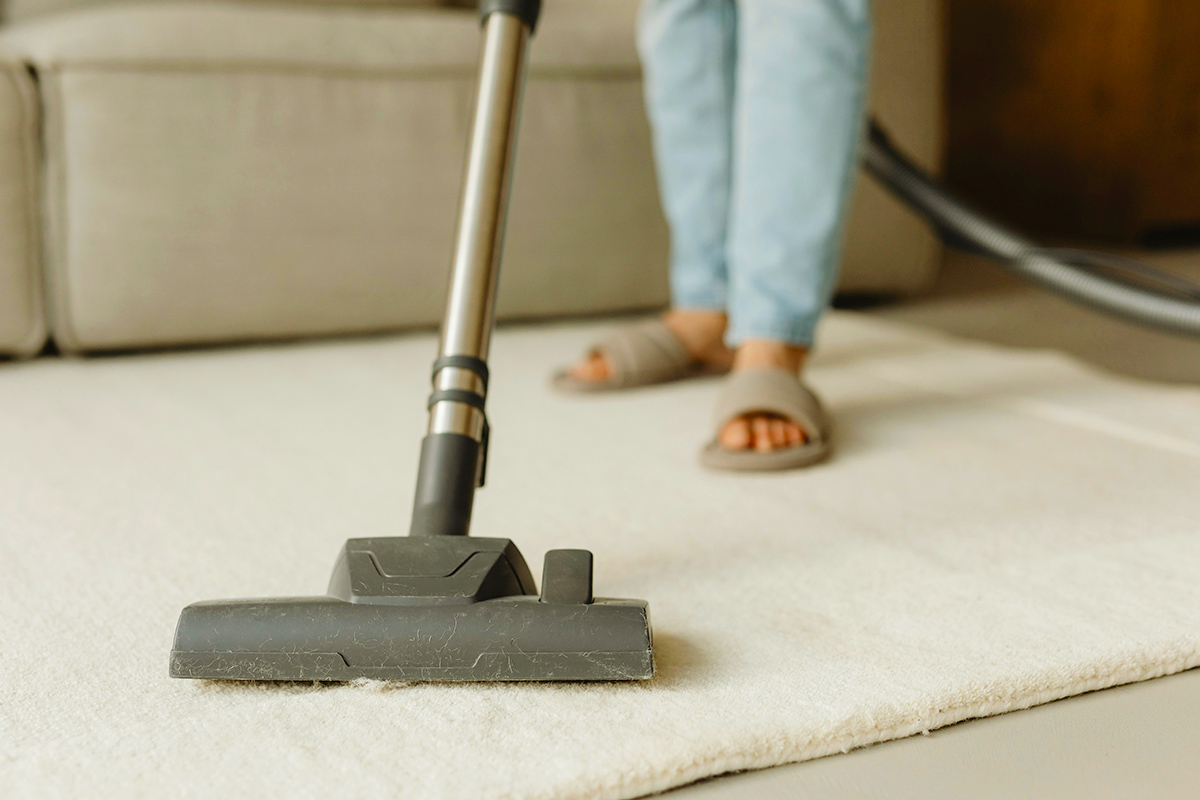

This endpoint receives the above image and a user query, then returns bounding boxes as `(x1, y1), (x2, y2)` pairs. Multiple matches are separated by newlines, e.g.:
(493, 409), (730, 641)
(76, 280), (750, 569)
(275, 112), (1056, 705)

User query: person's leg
(720, 0), (870, 451)
(571, 0), (738, 382)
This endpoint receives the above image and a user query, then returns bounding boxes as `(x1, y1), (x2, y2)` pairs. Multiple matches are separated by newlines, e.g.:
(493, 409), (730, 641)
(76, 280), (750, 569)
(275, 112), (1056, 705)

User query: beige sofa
(0, 0), (942, 356)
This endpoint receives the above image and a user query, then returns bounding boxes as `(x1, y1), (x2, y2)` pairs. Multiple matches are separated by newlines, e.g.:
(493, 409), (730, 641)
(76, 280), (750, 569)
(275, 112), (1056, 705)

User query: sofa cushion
(0, 62), (44, 356)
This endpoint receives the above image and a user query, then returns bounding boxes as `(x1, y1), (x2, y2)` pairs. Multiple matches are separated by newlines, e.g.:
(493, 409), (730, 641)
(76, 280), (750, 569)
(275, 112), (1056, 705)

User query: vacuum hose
(863, 119), (1200, 339)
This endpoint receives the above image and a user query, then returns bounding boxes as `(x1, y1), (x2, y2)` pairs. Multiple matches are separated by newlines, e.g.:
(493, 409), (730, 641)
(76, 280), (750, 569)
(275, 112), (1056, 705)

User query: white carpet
(2, 313), (1199, 799)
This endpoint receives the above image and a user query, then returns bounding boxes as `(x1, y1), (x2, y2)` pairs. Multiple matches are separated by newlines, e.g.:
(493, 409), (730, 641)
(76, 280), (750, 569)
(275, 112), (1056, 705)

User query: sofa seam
(3, 62), (47, 357)
(37, 64), (81, 354)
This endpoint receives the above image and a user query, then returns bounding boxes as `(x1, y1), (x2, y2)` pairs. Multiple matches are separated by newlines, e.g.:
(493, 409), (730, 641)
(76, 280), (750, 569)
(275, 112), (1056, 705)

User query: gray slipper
(552, 319), (726, 393)
(700, 367), (834, 472)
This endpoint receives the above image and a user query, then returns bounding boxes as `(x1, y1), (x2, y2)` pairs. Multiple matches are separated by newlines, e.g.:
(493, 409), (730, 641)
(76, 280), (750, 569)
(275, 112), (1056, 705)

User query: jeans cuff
(725, 317), (819, 349)
(670, 287), (728, 312)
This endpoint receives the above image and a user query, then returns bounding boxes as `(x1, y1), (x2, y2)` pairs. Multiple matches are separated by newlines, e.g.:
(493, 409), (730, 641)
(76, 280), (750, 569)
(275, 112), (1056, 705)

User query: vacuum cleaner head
(170, 537), (654, 682)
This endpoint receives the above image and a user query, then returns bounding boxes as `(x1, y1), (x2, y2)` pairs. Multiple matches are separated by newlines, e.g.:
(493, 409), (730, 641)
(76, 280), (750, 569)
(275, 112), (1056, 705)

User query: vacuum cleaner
(170, 0), (654, 683)
(171, 0), (1200, 685)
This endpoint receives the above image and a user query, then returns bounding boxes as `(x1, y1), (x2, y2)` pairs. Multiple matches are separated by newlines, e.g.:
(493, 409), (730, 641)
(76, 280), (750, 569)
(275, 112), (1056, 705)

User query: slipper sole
(698, 438), (832, 472)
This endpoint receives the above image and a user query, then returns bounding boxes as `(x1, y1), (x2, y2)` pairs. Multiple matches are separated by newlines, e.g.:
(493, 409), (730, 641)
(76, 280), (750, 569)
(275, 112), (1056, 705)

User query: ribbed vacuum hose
(862, 120), (1200, 339)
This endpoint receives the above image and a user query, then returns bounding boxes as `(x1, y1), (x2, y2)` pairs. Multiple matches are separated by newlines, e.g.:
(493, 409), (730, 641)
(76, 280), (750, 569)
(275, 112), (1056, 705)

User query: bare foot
(568, 309), (734, 382)
(717, 339), (809, 453)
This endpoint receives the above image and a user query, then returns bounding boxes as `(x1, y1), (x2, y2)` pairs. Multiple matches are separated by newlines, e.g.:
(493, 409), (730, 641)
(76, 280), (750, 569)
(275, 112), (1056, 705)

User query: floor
(668, 668), (1200, 799)
(875, 249), (1200, 385)
(658, 247), (1200, 799)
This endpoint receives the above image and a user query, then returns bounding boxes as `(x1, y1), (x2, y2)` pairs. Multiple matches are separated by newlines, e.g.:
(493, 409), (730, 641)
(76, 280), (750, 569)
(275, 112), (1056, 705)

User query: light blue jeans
(637, 0), (871, 347)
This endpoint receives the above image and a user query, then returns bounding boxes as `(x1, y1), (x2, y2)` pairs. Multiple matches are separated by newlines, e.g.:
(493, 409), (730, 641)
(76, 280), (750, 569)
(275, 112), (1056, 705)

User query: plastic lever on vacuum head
(541, 550), (594, 604)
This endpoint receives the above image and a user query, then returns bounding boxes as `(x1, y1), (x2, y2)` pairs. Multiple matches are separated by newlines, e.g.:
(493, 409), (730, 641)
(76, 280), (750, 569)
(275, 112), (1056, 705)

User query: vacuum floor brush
(169, 0), (654, 683)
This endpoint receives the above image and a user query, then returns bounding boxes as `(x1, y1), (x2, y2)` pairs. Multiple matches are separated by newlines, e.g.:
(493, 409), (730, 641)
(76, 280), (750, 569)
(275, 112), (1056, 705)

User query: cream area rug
(2, 313), (1199, 799)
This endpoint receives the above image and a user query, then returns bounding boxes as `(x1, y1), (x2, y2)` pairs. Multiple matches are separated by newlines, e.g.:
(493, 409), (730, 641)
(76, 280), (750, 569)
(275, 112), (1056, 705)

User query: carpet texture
(2, 313), (1199, 799)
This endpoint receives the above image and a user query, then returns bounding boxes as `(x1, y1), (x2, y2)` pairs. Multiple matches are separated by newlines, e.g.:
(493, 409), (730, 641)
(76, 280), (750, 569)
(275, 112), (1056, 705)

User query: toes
(588, 353), (611, 381)
(769, 418), (786, 449)
(719, 414), (811, 453)
(719, 417), (752, 450)
(568, 352), (611, 382)
(752, 416), (773, 453)
(785, 421), (805, 446)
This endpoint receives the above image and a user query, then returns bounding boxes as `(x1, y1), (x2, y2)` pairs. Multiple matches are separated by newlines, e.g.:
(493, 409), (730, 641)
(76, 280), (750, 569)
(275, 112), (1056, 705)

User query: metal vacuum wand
(169, 0), (654, 682)
(410, 1), (541, 538)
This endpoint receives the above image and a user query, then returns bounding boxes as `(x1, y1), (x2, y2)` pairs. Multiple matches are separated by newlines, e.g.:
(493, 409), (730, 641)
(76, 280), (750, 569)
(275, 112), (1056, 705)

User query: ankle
(662, 309), (729, 357)
(733, 339), (808, 374)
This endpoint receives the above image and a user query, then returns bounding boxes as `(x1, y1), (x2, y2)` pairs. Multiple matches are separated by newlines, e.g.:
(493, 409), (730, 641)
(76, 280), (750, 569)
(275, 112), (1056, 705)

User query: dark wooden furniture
(946, 0), (1200, 243)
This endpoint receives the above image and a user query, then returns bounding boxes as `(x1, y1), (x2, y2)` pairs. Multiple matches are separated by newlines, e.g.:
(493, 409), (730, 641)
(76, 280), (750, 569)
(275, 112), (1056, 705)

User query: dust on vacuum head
(170, 537), (654, 682)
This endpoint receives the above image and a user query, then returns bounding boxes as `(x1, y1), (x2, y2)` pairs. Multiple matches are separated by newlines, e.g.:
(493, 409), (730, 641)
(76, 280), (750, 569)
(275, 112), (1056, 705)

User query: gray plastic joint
(479, 0), (541, 33)
(409, 433), (483, 537)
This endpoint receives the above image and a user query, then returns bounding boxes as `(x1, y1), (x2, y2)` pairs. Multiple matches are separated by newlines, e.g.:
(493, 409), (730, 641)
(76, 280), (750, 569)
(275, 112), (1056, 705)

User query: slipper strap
(711, 367), (830, 443)
(591, 320), (695, 388)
